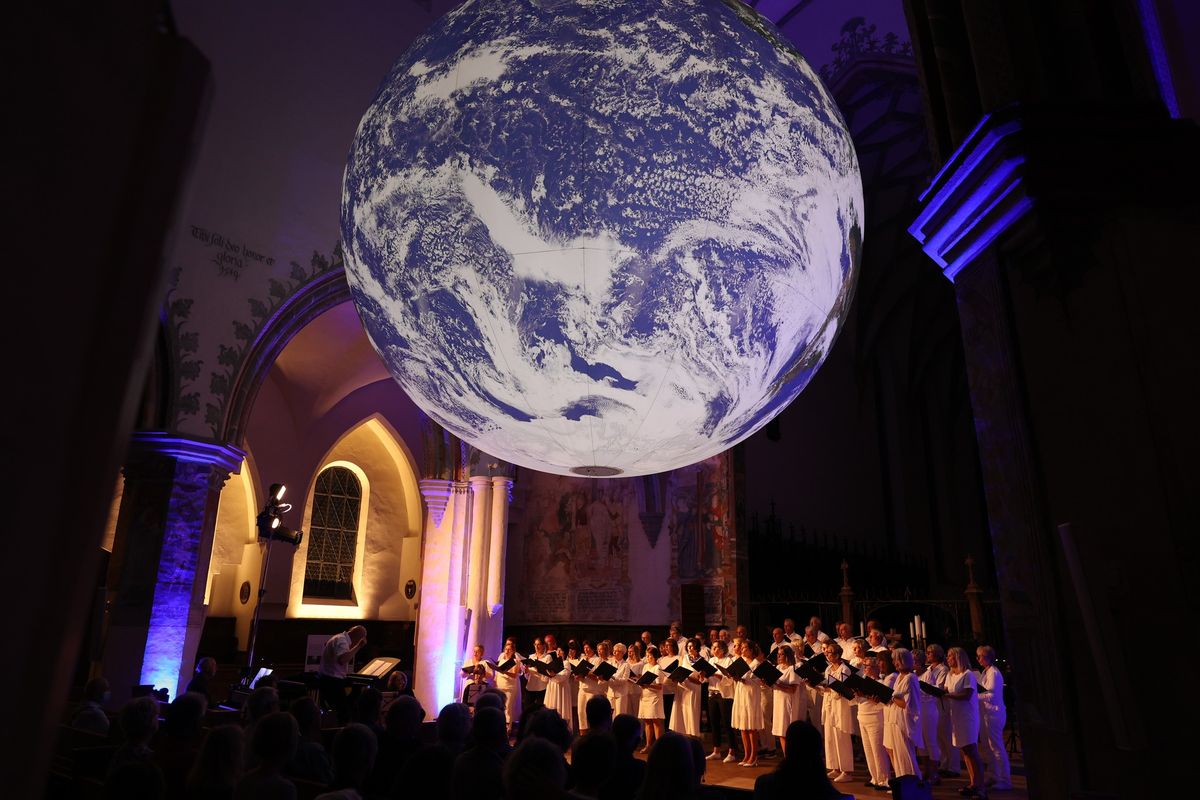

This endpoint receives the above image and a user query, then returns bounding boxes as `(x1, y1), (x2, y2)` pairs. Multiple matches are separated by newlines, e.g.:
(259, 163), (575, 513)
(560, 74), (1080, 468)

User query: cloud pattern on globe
(342, 0), (862, 477)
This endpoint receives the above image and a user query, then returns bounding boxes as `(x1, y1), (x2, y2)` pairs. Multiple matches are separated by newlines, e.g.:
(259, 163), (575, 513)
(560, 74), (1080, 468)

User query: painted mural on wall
(163, 241), (343, 438)
(508, 452), (736, 626)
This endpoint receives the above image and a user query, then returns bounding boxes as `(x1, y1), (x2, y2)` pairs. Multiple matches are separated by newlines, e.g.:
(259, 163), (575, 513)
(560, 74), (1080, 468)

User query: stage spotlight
(269, 483), (286, 502)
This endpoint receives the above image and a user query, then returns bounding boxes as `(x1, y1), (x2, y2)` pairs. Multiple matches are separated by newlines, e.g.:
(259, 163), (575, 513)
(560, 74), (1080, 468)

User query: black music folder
(847, 674), (893, 703)
(826, 679), (855, 699)
(753, 661), (784, 687)
(592, 661), (618, 681)
(524, 658), (554, 676)
(493, 658), (517, 673)
(918, 680), (947, 698)
(668, 663), (694, 682)
(802, 643), (816, 658)
(689, 657), (717, 677)
(717, 657), (750, 680)
(636, 669), (659, 686)
(570, 659), (594, 678)
(461, 665), (482, 677)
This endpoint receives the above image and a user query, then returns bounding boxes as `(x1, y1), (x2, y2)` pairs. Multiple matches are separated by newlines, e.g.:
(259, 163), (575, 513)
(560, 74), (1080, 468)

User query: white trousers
(760, 688), (775, 749)
(860, 717), (891, 785)
(980, 709), (1011, 784)
(824, 723), (854, 772)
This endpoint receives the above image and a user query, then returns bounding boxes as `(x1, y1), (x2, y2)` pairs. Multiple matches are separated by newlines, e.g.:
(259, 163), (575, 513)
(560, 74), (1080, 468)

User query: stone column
(465, 476), (492, 655)
(103, 432), (244, 702)
(963, 555), (985, 642)
(414, 479), (454, 714)
(483, 476), (513, 657)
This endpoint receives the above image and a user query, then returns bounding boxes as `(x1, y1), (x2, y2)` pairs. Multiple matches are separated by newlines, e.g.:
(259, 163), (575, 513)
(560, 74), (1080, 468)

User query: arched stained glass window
(304, 466), (362, 600)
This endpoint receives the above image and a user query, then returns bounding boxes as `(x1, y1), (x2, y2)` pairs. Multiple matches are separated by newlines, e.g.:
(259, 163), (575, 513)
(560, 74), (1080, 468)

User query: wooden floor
(639, 751), (1028, 798)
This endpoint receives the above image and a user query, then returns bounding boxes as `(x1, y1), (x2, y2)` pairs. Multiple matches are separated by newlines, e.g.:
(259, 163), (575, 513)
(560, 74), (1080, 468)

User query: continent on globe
(341, 0), (863, 478)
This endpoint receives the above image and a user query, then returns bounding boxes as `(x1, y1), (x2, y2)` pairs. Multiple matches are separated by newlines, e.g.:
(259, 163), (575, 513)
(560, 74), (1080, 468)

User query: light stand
(246, 484), (303, 669)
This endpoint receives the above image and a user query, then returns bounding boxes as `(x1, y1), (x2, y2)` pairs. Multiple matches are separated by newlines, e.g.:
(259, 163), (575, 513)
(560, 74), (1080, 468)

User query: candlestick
(859, 622), (864, 637)
(909, 621), (915, 639)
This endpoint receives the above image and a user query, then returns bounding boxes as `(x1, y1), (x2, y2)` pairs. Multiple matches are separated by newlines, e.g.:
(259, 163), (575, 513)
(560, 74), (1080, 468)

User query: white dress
(770, 665), (807, 737)
(545, 661), (574, 726)
(731, 659), (764, 730)
(978, 665), (1010, 784)
(945, 669), (980, 747)
(668, 659), (702, 736)
(637, 665), (664, 719)
(856, 688), (890, 786)
(917, 664), (941, 760)
(494, 654), (523, 725)
(627, 660), (644, 712)
(884, 672), (923, 777)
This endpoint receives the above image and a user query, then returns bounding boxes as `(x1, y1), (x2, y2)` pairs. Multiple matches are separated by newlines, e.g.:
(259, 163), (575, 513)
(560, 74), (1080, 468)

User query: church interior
(8, 1), (1199, 798)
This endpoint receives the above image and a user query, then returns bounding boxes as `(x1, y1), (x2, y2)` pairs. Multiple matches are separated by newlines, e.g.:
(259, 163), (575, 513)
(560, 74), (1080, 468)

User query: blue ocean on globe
(341, 0), (862, 477)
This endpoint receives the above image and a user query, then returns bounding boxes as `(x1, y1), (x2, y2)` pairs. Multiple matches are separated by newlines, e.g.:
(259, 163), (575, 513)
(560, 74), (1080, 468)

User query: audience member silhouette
(314, 722), (378, 800)
(72, 676), (111, 735)
(571, 731), (617, 798)
(285, 696), (334, 784)
(452, 706), (510, 800)
(187, 657), (219, 704)
(367, 693), (424, 795)
(518, 707), (573, 753)
(234, 711), (299, 800)
(157, 692), (208, 796)
(504, 735), (569, 799)
(354, 687), (386, 738)
(108, 696), (160, 776)
(601, 714), (646, 800)
(584, 695), (614, 734)
(105, 759), (166, 800)
(242, 687), (281, 768)
(187, 724), (244, 800)
(392, 702), (471, 798)
(636, 732), (697, 800)
(753, 720), (852, 800)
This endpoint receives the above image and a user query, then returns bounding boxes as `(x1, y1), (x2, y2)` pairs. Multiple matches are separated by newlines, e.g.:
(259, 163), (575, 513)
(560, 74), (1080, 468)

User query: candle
(915, 614), (922, 635)
(909, 621), (915, 639)
(921, 621), (927, 640)
(859, 622), (864, 637)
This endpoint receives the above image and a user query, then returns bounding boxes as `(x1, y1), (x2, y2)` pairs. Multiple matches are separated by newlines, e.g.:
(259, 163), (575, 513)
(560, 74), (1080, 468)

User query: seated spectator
(391, 702), (470, 798)
(187, 724), (244, 800)
(519, 707), (572, 754)
(504, 736), (569, 799)
(635, 732), (696, 800)
(157, 692), (208, 796)
(315, 723), (378, 800)
(474, 688), (507, 716)
(452, 706), (509, 800)
(366, 695), (424, 795)
(242, 687), (280, 768)
(753, 720), (852, 800)
(585, 695), (613, 734)
(601, 714), (646, 800)
(570, 731), (616, 799)
(187, 657), (219, 704)
(108, 697), (160, 776)
(234, 711), (299, 800)
(72, 676), (112, 736)
(353, 687), (385, 738)
(285, 696), (333, 785)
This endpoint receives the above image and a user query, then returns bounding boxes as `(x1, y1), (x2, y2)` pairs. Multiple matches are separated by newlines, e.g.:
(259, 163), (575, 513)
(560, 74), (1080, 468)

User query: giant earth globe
(341, 0), (862, 478)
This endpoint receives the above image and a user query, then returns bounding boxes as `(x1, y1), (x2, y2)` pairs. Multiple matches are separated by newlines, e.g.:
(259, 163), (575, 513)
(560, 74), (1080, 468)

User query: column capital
(910, 105), (1200, 283)
(129, 431), (245, 474)
(419, 478), (453, 527)
(468, 475), (493, 493)
(490, 475), (514, 502)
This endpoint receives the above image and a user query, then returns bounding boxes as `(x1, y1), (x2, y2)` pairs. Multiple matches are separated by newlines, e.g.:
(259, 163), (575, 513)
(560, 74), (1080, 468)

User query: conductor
(319, 625), (367, 722)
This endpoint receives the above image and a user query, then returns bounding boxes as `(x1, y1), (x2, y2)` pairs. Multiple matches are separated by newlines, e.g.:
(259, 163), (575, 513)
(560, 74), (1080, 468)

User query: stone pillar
(963, 555), (985, 642)
(103, 432), (244, 702)
(414, 479), (453, 715)
(484, 476), (513, 657)
(465, 477), (492, 654)
(909, 105), (1200, 795)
